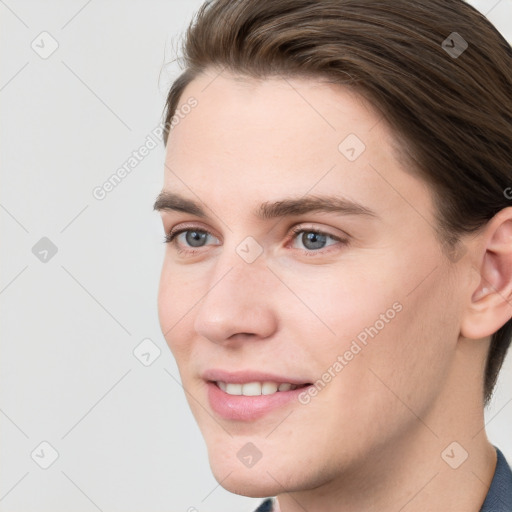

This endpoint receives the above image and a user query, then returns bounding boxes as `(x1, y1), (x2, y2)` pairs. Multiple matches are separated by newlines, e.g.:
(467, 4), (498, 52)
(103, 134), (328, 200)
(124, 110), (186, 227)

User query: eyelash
(163, 224), (348, 257)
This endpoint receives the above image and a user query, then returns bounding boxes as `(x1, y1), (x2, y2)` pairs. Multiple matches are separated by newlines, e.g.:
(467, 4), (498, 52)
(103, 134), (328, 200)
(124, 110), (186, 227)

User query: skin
(155, 68), (512, 511)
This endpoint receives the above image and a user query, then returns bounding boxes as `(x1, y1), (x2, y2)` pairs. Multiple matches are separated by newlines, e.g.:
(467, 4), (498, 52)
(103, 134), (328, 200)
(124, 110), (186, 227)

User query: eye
(289, 226), (346, 253)
(164, 227), (219, 251)
(163, 224), (347, 256)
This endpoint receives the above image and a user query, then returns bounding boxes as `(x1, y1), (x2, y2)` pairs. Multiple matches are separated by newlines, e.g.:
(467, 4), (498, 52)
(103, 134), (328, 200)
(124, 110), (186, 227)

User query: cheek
(385, 272), (459, 385)
(157, 261), (199, 357)
(287, 271), (458, 460)
(288, 257), (458, 406)
(343, 270), (458, 419)
(278, 264), (404, 354)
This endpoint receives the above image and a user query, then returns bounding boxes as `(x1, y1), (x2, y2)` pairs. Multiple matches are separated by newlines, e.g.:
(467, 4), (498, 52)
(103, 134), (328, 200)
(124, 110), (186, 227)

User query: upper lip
(202, 369), (312, 385)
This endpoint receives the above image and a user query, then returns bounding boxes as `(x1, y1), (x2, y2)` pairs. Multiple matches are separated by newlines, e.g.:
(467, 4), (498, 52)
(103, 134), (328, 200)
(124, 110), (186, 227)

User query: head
(154, 0), (512, 498)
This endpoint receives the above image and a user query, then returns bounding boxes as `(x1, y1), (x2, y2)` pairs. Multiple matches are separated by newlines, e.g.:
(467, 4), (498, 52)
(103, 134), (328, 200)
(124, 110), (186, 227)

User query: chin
(207, 445), (321, 499)
(209, 463), (284, 498)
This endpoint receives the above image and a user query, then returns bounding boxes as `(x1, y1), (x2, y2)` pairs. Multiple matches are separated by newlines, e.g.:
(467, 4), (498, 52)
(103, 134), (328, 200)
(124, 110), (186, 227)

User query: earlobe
(460, 208), (512, 340)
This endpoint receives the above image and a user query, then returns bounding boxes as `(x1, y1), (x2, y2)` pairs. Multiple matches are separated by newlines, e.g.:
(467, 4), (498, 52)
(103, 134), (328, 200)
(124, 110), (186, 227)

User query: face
(155, 69), (465, 497)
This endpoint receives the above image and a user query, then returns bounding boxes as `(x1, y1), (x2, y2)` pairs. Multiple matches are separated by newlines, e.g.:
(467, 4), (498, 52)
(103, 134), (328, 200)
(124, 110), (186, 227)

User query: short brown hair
(162, 0), (512, 405)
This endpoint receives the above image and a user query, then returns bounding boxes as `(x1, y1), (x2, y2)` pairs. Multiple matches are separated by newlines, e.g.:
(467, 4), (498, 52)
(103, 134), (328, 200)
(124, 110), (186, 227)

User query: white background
(1, 1), (511, 511)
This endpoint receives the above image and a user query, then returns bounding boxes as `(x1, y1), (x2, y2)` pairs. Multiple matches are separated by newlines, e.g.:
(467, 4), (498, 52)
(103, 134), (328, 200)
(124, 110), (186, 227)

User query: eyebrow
(153, 191), (378, 220)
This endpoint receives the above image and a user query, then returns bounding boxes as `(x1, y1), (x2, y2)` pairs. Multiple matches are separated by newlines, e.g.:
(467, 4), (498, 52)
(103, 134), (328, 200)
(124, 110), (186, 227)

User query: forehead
(167, 72), (383, 172)
(161, 70), (435, 228)
(167, 70), (383, 153)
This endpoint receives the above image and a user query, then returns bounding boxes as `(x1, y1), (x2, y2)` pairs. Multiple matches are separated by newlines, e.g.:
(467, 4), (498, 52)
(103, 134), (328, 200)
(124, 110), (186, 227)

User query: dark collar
(479, 447), (512, 512)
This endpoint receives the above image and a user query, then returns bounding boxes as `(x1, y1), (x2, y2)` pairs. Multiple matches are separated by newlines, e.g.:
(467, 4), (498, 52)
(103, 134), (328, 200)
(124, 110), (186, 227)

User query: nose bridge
(206, 233), (269, 300)
(193, 242), (277, 342)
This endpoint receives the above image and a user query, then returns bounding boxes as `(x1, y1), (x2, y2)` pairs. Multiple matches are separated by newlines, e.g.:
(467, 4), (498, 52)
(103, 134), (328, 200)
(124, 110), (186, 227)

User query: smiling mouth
(210, 380), (312, 396)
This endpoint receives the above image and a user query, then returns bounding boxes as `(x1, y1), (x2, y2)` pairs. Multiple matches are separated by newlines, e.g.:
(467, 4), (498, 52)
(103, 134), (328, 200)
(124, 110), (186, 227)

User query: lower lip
(206, 381), (312, 421)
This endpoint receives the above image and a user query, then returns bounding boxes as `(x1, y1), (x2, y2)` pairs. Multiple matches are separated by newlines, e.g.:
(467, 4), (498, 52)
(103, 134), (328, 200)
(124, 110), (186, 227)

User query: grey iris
(302, 232), (327, 250)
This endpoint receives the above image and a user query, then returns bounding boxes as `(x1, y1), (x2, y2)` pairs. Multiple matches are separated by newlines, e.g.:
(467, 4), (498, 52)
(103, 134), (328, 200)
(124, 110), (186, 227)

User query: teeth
(226, 383), (242, 395)
(262, 382), (278, 394)
(241, 382), (261, 396)
(217, 381), (302, 396)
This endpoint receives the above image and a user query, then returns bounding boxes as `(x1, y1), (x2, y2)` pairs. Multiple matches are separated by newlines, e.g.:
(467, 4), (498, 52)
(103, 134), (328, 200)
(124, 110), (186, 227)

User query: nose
(193, 257), (278, 345)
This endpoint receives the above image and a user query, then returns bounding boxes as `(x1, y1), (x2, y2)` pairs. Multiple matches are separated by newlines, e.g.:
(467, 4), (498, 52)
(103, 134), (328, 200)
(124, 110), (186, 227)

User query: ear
(460, 207), (512, 340)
